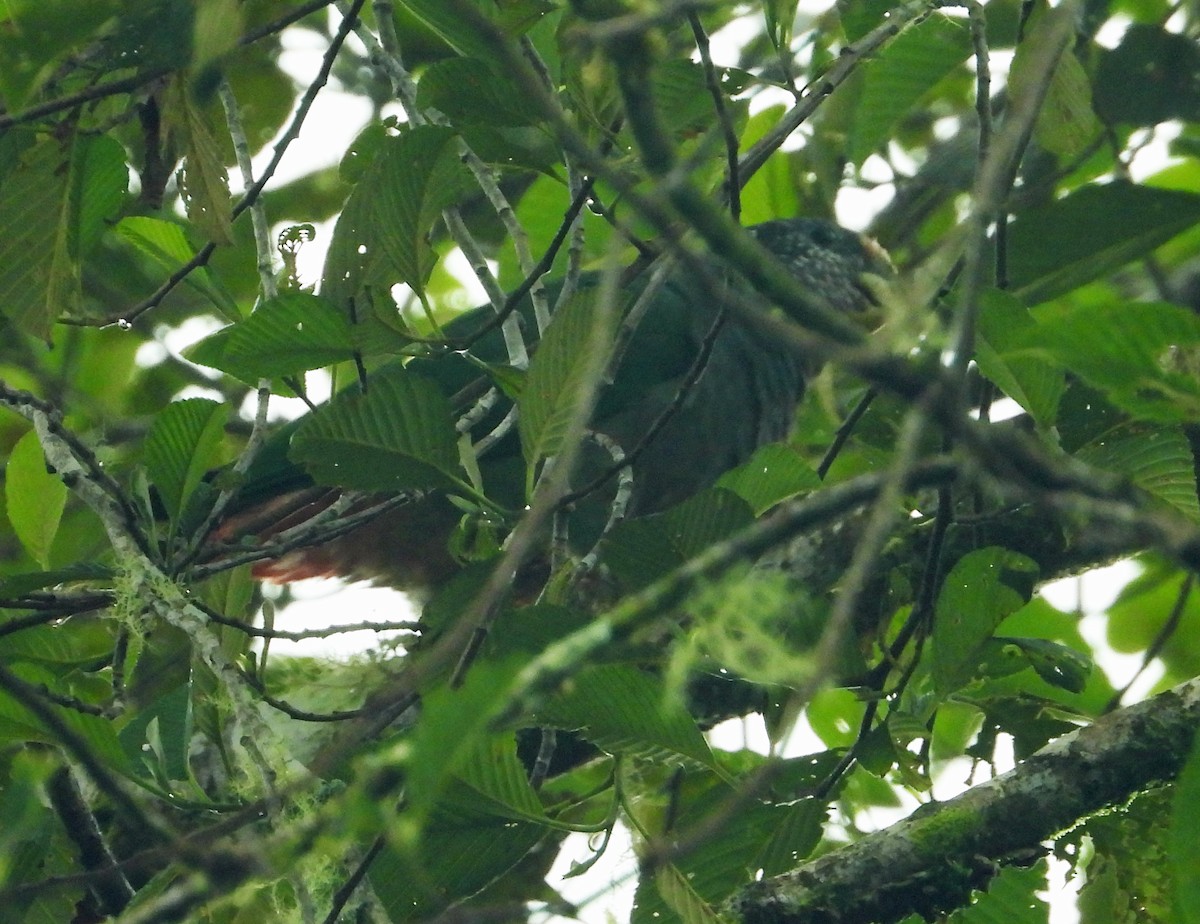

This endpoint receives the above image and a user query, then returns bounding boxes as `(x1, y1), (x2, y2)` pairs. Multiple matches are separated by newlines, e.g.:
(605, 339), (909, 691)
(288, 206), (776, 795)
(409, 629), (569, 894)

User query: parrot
(208, 218), (892, 595)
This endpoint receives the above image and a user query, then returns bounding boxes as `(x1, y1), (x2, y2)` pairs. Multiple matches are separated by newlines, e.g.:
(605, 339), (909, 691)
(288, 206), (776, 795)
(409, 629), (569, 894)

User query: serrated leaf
(405, 660), (523, 820)
(1014, 46), (1100, 159)
(1008, 183), (1200, 305)
(290, 365), (466, 494)
(1077, 423), (1200, 520)
(716, 442), (820, 514)
(849, 14), (972, 165)
(143, 398), (229, 524)
(5, 430), (68, 569)
(934, 548), (1039, 696)
(1023, 301), (1200, 423)
(536, 665), (715, 768)
(417, 57), (542, 127)
(0, 139), (77, 340)
(115, 215), (239, 319)
(603, 489), (755, 589)
(949, 860), (1049, 923)
(975, 290), (1064, 428)
(368, 818), (544, 921)
(165, 75), (233, 244)
(655, 864), (725, 924)
(322, 126), (475, 308)
(185, 293), (356, 379)
(518, 288), (619, 474)
(448, 734), (546, 823)
(73, 134), (127, 257)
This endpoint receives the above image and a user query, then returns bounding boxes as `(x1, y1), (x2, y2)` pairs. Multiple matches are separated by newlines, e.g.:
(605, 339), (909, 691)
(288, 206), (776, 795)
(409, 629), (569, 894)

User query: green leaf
(115, 216), (239, 320)
(395, 0), (551, 62)
(1024, 301), (1200, 423)
(164, 75), (233, 244)
(763, 0), (800, 53)
(322, 126), (476, 307)
(992, 637), (1091, 694)
(974, 289), (1064, 428)
(73, 134), (128, 257)
(518, 288), (619, 474)
(849, 14), (972, 165)
(0, 139), (77, 340)
(602, 489), (755, 590)
(949, 859), (1049, 923)
(142, 398), (229, 523)
(654, 863), (725, 924)
(717, 442), (821, 514)
(1094, 25), (1200, 127)
(1009, 45), (1100, 159)
(1008, 183), (1200, 305)
(290, 364), (466, 493)
(1076, 423), (1200, 521)
(185, 293), (356, 379)
(0, 562), (112, 598)
(536, 664), (716, 768)
(405, 660), (523, 819)
(933, 548), (1039, 696)
(447, 734), (546, 823)
(0, 0), (119, 109)
(5, 430), (68, 569)
(369, 816), (544, 921)
(417, 57), (543, 127)
(1173, 736), (1200, 923)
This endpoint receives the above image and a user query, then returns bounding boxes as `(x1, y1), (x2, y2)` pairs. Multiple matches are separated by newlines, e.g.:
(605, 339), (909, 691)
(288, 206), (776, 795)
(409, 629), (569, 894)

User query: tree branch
(729, 675), (1200, 924)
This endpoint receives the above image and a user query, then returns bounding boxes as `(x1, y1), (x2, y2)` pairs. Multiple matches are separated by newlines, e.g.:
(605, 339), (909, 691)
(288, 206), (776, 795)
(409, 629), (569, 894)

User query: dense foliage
(2, 0), (1200, 922)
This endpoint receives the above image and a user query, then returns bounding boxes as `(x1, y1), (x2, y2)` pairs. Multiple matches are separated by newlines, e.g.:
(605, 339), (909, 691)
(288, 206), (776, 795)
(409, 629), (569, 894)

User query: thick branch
(729, 676), (1200, 924)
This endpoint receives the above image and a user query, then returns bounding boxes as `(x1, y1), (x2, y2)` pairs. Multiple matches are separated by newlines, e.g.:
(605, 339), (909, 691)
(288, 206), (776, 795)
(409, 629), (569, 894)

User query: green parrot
(210, 218), (891, 594)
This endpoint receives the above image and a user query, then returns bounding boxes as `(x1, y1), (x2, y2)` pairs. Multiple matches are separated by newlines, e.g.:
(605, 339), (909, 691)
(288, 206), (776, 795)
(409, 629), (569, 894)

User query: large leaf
(933, 547), (1039, 695)
(602, 488), (755, 590)
(368, 816), (545, 920)
(535, 664), (716, 768)
(164, 75), (233, 244)
(115, 216), (239, 319)
(1093, 24), (1200, 127)
(289, 364), (465, 493)
(1008, 183), (1200, 305)
(0, 139), (76, 339)
(446, 734), (546, 823)
(974, 289), (1064, 429)
(142, 398), (229, 523)
(5, 430), (68, 569)
(321, 125), (475, 307)
(1076, 423), (1200, 521)
(395, 0), (551, 62)
(716, 442), (821, 514)
(417, 57), (542, 127)
(1023, 300), (1200, 423)
(849, 13), (972, 165)
(184, 293), (356, 379)
(518, 288), (619, 476)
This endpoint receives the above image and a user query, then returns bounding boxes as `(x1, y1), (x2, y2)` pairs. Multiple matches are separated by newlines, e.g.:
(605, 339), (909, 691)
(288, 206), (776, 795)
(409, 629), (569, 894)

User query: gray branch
(729, 676), (1200, 923)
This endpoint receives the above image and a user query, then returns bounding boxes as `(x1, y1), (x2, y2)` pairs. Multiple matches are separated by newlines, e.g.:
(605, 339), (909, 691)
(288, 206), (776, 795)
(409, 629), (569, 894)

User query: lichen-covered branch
(729, 676), (1200, 924)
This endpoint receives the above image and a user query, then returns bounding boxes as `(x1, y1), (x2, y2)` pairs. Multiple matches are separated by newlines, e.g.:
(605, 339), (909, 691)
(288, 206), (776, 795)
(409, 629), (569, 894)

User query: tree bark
(729, 676), (1200, 924)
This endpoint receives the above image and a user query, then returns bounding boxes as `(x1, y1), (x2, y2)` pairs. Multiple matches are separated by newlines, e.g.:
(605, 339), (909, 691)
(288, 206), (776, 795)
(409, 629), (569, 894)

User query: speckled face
(749, 218), (892, 317)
